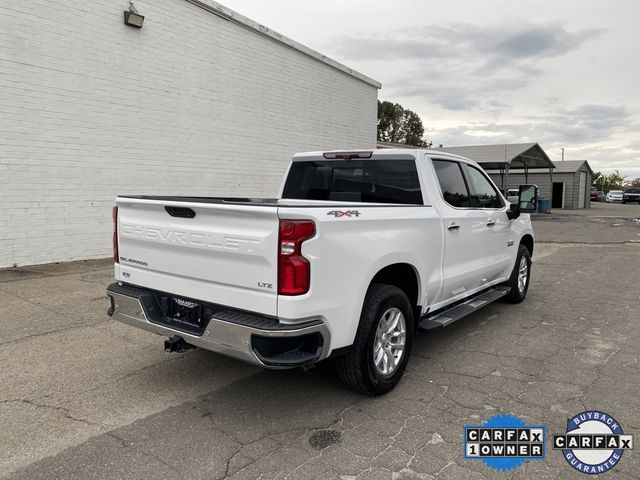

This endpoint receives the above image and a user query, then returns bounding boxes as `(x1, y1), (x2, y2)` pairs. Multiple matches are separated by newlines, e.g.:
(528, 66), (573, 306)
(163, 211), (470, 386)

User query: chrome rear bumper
(106, 283), (331, 368)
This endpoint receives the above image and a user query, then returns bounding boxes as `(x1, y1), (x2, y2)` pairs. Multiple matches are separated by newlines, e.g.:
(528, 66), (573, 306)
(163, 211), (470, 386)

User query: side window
(432, 160), (471, 207)
(463, 165), (504, 209)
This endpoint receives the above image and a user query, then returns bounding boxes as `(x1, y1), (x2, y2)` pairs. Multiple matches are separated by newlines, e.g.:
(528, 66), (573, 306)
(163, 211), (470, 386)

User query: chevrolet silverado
(107, 149), (537, 395)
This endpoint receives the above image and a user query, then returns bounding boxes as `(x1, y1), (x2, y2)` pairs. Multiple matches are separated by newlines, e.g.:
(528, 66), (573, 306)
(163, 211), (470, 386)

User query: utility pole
(561, 147), (565, 161)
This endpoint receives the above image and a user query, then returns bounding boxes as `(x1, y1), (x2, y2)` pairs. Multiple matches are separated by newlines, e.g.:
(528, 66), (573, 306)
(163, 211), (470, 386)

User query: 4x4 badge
(327, 210), (361, 218)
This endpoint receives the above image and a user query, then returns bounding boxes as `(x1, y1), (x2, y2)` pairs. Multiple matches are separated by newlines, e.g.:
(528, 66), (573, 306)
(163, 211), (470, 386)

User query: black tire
(335, 284), (414, 395)
(501, 244), (531, 304)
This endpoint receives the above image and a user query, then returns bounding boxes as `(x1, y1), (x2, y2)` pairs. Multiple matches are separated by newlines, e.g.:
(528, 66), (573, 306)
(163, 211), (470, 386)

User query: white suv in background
(606, 190), (624, 202)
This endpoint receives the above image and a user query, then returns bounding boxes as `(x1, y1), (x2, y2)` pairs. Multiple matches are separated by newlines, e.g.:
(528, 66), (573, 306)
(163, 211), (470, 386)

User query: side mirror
(507, 184), (538, 220)
(518, 184), (538, 213)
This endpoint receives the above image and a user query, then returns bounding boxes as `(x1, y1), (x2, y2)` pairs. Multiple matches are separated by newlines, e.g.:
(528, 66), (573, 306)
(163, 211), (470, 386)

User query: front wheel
(501, 244), (532, 304)
(335, 284), (414, 395)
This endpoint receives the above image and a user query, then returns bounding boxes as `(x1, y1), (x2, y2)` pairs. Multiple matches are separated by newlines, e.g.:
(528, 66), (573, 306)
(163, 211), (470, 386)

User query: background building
(434, 144), (593, 210)
(0, 0), (380, 268)
(490, 160), (594, 209)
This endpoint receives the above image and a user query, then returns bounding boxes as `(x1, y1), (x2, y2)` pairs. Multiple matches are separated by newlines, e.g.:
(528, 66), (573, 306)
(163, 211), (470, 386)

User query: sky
(220, 0), (640, 178)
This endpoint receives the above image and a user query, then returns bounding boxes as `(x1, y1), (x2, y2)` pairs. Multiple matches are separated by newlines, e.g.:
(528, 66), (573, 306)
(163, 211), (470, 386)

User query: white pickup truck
(107, 149), (537, 395)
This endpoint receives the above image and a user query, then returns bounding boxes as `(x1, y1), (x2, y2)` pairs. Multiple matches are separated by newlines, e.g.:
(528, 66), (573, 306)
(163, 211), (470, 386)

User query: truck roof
(292, 149), (472, 163)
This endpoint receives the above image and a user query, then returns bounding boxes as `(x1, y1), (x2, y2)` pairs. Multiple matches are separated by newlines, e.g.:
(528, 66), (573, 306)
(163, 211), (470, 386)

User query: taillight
(113, 206), (119, 263)
(278, 220), (315, 295)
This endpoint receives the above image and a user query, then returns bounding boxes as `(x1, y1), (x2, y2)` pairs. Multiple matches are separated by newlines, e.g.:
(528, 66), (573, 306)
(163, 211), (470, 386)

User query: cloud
(326, 19), (637, 176)
(492, 25), (598, 59)
(395, 73), (531, 111)
(560, 104), (629, 130)
(434, 104), (630, 144)
(330, 22), (602, 111)
(335, 24), (599, 63)
(528, 105), (631, 143)
(334, 37), (450, 61)
(430, 104), (640, 176)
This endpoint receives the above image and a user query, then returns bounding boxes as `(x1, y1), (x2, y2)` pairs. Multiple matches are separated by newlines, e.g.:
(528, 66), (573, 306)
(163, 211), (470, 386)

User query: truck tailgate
(115, 198), (279, 316)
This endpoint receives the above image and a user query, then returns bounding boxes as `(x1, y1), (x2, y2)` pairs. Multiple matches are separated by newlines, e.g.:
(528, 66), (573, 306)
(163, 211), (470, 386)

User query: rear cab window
(282, 159), (424, 204)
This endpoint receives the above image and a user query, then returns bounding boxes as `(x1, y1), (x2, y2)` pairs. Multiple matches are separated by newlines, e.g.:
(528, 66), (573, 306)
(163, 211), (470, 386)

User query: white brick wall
(0, 0), (378, 267)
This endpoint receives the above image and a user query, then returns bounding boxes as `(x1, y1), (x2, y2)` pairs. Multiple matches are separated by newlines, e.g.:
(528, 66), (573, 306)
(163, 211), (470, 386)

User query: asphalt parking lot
(1, 203), (639, 480)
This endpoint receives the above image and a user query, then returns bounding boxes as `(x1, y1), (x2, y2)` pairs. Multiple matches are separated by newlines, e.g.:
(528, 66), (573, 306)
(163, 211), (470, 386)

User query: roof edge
(184, 0), (382, 89)
(436, 142), (536, 150)
(571, 160), (595, 175)
(525, 142), (555, 168)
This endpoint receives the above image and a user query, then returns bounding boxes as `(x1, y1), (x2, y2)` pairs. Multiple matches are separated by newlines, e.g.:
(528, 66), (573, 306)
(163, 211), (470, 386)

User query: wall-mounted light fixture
(124, 1), (144, 28)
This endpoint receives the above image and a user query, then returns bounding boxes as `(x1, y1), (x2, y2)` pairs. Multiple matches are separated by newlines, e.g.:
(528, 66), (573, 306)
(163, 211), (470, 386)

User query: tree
(607, 170), (627, 190)
(630, 177), (640, 188)
(377, 100), (432, 147)
(402, 110), (425, 146)
(592, 171), (603, 187)
(377, 101), (404, 143)
(592, 170), (627, 191)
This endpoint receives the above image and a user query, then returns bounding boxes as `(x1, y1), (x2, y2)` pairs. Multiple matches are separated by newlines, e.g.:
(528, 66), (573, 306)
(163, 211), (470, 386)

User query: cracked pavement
(1, 203), (639, 479)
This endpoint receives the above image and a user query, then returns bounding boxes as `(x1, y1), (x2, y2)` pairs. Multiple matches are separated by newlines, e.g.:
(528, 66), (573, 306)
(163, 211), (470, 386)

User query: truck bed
(114, 194), (436, 323)
(118, 195), (279, 206)
(118, 195), (417, 208)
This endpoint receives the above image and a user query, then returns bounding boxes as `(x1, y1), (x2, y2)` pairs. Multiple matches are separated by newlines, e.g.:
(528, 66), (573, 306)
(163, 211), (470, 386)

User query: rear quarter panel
(277, 205), (444, 350)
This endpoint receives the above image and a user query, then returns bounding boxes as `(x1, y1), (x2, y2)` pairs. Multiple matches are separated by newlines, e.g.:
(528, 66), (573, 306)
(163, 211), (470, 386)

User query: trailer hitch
(164, 335), (194, 353)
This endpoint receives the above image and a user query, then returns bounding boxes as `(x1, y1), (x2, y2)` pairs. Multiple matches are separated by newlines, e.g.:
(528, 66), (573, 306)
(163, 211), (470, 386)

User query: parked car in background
(590, 187), (599, 202)
(505, 188), (519, 204)
(622, 187), (640, 204)
(606, 190), (624, 203)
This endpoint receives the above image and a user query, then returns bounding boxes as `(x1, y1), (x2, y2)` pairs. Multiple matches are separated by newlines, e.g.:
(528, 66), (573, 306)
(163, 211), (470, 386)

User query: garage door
(578, 171), (586, 208)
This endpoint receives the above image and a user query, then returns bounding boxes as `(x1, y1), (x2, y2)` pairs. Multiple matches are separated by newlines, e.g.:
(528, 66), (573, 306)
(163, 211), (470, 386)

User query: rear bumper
(106, 283), (331, 368)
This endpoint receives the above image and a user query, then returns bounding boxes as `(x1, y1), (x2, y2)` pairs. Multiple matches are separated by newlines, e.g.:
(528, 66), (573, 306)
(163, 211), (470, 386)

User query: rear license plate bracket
(168, 297), (203, 327)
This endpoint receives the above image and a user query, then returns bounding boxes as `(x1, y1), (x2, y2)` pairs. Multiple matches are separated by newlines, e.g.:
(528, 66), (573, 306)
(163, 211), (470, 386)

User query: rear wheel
(335, 284), (414, 395)
(501, 244), (531, 304)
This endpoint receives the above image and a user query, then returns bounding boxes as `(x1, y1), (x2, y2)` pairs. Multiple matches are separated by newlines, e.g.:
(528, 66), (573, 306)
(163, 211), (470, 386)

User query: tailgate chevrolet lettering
(121, 224), (261, 253)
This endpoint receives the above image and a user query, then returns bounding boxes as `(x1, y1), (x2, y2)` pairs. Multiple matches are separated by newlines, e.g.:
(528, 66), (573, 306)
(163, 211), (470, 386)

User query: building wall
(550, 173), (579, 209)
(489, 172), (554, 201)
(553, 168), (592, 209)
(489, 168), (592, 209)
(0, 0), (378, 267)
(572, 169), (592, 209)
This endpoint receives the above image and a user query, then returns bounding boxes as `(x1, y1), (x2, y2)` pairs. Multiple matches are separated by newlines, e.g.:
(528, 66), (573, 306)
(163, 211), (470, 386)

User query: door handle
(447, 223), (460, 231)
(486, 219), (496, 227)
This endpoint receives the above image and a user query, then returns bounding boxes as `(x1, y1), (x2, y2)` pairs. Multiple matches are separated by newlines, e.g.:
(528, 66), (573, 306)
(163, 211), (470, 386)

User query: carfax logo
(553, 410), (633, 474)
(464, 414), (545, 471)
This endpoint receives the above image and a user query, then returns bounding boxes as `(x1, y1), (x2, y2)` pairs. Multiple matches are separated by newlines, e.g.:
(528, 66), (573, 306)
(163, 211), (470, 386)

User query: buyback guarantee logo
(554, 411), (633, 474)
(464, 414), (546, 472)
